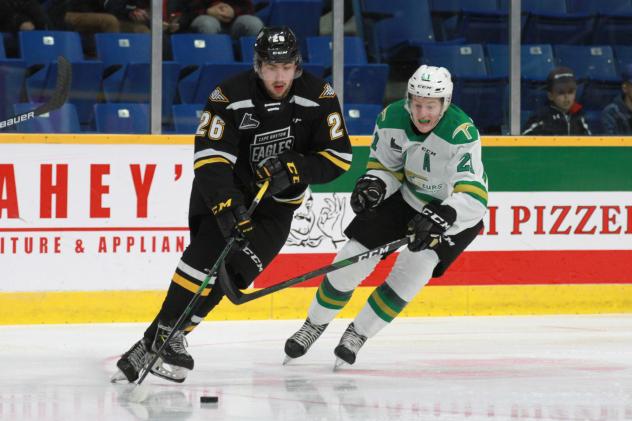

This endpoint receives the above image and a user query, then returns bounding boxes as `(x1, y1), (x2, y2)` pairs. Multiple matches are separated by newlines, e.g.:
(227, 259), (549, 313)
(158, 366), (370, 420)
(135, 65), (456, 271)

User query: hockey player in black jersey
(112, 26), (352, 383)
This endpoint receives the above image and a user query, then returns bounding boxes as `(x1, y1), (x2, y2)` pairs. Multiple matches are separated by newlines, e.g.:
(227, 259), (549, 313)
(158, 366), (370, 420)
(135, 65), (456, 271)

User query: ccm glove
(214, 202), (254, 249)
(254, 154), (301, 196)
(350, 175), (387, 215)
(407, 201), (457, 252)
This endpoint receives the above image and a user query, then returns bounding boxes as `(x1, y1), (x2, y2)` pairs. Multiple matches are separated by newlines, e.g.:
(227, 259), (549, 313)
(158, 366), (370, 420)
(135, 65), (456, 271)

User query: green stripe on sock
(367, 283), (408, 323)
(315, 277), (353, 310)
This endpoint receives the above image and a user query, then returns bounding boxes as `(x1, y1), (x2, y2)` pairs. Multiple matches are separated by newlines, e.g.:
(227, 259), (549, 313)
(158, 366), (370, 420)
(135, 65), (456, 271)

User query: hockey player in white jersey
(284, 65), (489, 368)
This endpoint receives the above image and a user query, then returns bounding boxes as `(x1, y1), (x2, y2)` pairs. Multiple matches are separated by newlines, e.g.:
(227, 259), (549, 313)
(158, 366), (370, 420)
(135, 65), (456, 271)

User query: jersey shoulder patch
(319, 82), (336, 99)
(434, 104), (480, 144)
(209, 86), (229, 103)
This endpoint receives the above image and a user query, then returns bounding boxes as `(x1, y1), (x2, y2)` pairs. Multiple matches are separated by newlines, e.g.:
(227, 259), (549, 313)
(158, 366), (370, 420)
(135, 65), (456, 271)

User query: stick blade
(34, 55), (72, 115)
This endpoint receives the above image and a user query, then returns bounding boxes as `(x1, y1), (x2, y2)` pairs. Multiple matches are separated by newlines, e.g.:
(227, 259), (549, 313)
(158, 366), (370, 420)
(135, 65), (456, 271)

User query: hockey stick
(219, 237), (410, 305)
(0, 56), (72, 130)
(133, 180), (270, 389)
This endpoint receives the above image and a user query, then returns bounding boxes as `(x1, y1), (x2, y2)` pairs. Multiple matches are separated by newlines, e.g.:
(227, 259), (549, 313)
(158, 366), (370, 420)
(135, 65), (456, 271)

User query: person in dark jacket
(181, 0), (263, 38)
(0, 0), (49, 33)
(0, 0), (50, 57)
(601, 63), (632, 135)
(523, 67), (591, 135)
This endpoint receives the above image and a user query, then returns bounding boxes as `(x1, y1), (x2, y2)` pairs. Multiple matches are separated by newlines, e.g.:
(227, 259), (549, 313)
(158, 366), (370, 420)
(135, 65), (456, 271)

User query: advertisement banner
(2, 143), (632, 292)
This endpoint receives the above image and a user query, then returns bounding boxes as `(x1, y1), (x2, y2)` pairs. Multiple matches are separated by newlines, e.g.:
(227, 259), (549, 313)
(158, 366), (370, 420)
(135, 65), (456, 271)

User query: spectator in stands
(180, 1), (263, 38)
(49, 1), (120, 34)
(0, 0), (49, 33)
(523, 67), (591, 135)
(601, 64), (632, 135)
(0, 0), (50, 57)
(103, 0), (151, 33)
(49, 0), (130, 58)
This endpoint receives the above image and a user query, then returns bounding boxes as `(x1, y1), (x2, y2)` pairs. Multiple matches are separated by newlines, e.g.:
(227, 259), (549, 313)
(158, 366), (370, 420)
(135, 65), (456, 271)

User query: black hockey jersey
(190, 70), (352, 217)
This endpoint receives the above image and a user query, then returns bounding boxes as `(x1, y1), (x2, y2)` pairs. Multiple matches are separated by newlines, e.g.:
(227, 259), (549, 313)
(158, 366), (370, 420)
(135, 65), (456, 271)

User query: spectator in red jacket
(182, 0), (263, 38)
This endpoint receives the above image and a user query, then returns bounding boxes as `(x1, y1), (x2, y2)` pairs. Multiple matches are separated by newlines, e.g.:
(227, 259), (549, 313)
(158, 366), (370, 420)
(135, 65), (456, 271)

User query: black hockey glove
(350, 174), (387, 215)
(254, 154), (301, 196)
(214, 203), (254, 249)
(407, 201), (457, 252)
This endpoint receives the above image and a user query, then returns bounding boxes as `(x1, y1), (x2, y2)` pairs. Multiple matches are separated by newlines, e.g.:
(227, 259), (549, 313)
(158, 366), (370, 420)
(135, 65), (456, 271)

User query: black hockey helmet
(253, 26), (303, 77)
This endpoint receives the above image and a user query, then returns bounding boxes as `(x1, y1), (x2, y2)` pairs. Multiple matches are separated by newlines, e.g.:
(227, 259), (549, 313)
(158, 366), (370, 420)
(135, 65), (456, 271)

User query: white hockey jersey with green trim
(366, 99), (488, 234)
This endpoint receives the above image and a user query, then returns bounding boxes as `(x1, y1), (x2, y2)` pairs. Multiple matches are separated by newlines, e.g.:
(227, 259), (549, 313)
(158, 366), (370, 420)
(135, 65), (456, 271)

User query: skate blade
(110, 369), (131, 383)
(149, 358), (188, 383)
(333, 358), (346, 371)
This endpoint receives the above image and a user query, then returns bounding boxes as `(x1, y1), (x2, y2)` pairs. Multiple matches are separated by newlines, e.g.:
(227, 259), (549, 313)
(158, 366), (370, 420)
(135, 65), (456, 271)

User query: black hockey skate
(111, 337), (152, 383)
(283, 318), (328, 364)
(149, 321), (194, 383)
(333, 323), (367, 369)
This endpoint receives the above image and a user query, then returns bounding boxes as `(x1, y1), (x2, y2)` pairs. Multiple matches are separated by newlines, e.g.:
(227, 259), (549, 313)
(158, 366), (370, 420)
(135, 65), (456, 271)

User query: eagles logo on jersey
(250, 126), (295, 167)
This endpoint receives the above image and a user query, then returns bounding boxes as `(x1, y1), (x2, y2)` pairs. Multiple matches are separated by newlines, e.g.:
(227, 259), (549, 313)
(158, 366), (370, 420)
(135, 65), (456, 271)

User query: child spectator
(601, 64), (632, 135)
(523, 67), (591, 135)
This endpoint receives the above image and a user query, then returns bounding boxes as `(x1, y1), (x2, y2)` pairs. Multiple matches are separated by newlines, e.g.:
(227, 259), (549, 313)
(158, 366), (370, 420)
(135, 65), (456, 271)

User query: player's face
(259, 62), (297, 100)
(409, 96), (443, 133)
(548, 83), (576, 113)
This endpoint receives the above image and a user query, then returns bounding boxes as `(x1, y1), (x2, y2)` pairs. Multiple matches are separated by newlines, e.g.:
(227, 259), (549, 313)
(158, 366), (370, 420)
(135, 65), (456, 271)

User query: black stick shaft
(221, 237), (409, 304)
(135, 181), (269, 386)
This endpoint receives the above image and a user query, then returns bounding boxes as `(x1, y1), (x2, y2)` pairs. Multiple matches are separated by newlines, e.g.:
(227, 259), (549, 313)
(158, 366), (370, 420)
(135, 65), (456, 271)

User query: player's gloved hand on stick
(350, 174), (387, 215)
(254, 154), (301, 196)
(214, 202), (254, 249)
(407, 201), (456, 252)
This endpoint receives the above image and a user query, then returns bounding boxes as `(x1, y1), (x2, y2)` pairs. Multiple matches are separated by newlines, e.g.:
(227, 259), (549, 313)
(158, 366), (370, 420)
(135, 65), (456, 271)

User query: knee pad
(326, 239), (381, 292)
(385, 248), (439, 302)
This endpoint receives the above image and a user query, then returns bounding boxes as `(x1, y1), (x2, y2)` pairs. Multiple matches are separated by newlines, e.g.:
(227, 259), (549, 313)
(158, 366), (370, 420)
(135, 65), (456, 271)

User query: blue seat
(459, 1), (509, 44)
(170, 34), (235, 104)
(306, 36), (369, 67)
(354, 0), (434, 62)
(172, 104), (205, 134)
(259, 0), (322, 55)
(522, 0), (594, 45)
(94, 103), (149, 133)
(421, 44), (505, 132)
(305, 35), (387, 103)
(454, 78), (507, 133)
(171, 34), (234, 65)
(486, 44), (554, 80)
(302, 63), (325, 77)
(0, 38), (26, 127)
(12, 103), (80, 133)
(554, 45), (618, 81)
(592, 13), (632, 45)
(95, 33), (180, 123)
(19, 30), (103, 126)
(581, 81), (622, 111)
(190, 63), (251, 104)
(344, 64), (389, 105)
(522, 80), (549, 111)
(567, 0), (632, 14)
(613, 45), (632, 73)
(421, 44), (488, 78)
(239, 36), (257, 62)
(344, 103), (381, 135)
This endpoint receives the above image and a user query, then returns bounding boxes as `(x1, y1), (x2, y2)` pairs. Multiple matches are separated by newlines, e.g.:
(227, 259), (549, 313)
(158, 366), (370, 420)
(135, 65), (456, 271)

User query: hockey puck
(200, 396), (219, 404)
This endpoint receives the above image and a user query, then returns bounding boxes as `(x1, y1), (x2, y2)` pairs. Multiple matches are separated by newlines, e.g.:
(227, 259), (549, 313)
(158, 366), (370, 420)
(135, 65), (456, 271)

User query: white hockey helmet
(405, 65), (453, 116)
